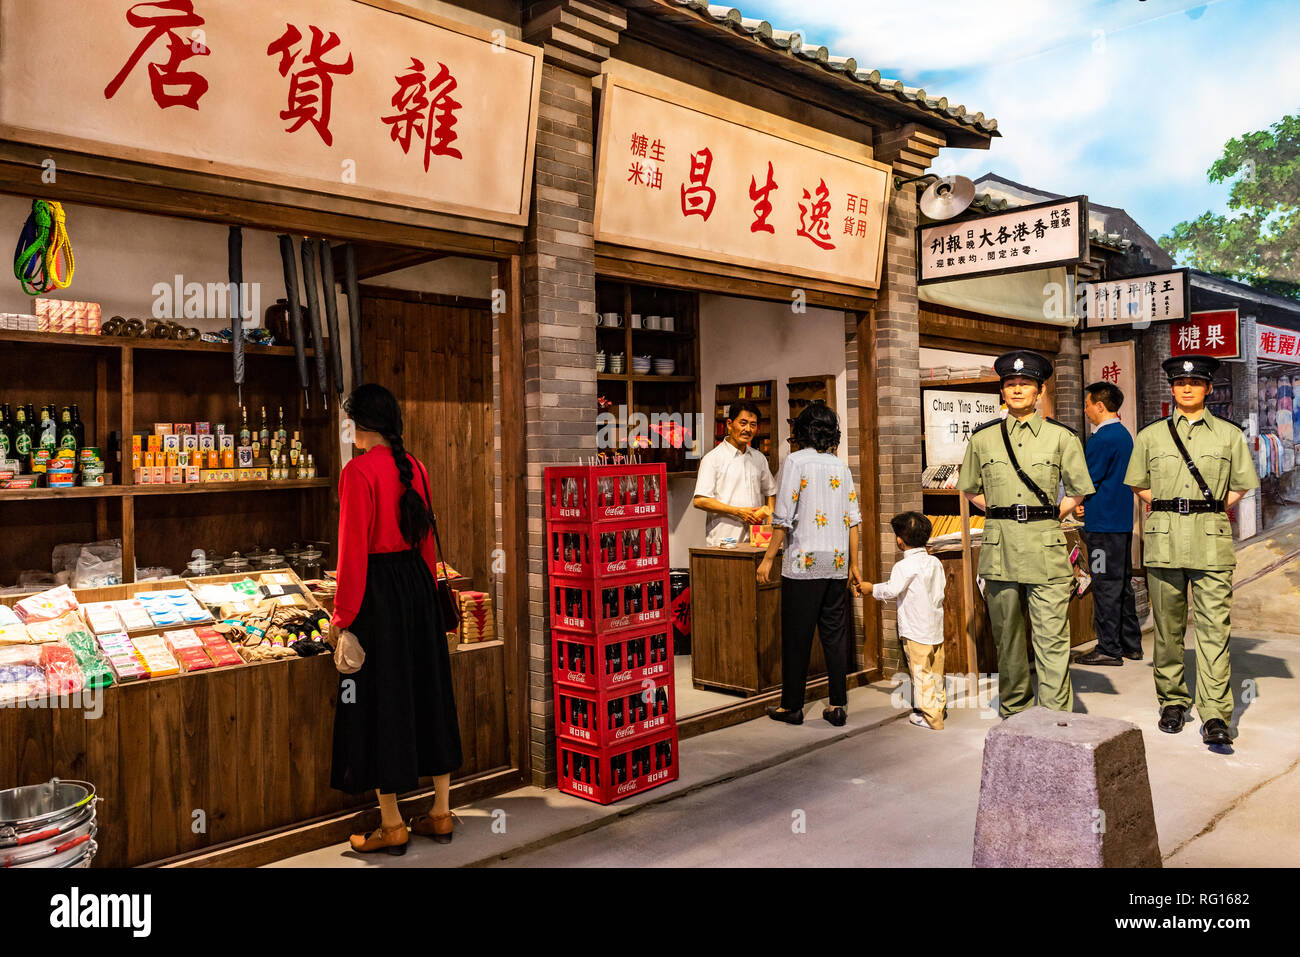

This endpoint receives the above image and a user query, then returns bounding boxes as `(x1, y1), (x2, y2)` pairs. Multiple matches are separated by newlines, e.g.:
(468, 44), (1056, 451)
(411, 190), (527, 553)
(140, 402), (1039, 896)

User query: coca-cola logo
(604, 506), (627, 517)
(565, 671), (586, 683)
(609, 615), (631, 629)
(606, 561), (627, 573)
(612, 670), (632, 683)
(615, 726), (634, 739)
(616, 780), (638, 794)
(563, 562), (583, 572)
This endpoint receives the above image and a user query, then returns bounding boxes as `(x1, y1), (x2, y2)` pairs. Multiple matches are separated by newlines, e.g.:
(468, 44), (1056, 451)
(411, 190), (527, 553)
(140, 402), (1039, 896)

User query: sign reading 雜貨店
(0, 0), (542, 225)
(917, 196), (1089, 284)
(593, 75), (892, 289)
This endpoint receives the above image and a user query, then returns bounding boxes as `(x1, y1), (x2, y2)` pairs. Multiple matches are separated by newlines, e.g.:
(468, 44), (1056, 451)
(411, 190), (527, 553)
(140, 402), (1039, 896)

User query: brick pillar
(521, 0), (625, 788)
(872, 125), (943, 676)
(1053, 330), (1083, 433)
(1139, 325), (1171, 428)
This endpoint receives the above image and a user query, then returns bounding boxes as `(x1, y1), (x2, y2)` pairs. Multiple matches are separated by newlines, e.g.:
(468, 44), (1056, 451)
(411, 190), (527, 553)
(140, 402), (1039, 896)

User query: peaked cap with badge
(1161, 354), (1219, 384)
(994, 350), (1054, 385)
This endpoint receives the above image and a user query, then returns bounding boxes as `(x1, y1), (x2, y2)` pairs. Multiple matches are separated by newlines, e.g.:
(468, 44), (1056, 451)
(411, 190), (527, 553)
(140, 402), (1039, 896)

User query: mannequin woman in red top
(331, 384), (463, 854)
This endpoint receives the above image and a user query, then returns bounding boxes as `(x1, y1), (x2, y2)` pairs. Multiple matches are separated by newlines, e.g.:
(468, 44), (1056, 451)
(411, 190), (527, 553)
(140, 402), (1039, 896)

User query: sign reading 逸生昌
(1085, 341), (1138, 437)
(917, 196), (1088, 284)
(923, 389), (1001, 465)
(0, 0), (542, 224)
(1169, 310), (1239, 359)
(1083, 268), (1189, 329)
(593, 74), (892, 289)
(1257, 322), (1300, 365)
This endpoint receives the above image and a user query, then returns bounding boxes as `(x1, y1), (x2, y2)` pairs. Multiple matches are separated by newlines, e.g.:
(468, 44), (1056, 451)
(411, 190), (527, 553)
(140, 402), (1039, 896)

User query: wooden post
(959, 488), (978, 697)
(857, 309), (881, 672)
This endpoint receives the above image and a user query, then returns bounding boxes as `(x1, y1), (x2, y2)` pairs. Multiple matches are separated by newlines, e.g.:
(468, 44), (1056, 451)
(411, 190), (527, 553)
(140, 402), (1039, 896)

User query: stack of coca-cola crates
(545, 463), (678, 804)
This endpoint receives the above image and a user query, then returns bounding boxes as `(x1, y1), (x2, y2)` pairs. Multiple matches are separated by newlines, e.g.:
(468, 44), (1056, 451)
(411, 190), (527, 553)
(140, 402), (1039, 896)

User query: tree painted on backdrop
(1161, 111), (1299, 301)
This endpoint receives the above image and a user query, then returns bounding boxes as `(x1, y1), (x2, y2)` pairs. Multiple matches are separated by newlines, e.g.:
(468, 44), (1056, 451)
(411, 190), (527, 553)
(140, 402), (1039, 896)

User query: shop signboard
(917, 196), (1089, 284)
(1169, 309), (1239, 359)
(1257, 322), (1300, 365)
(923, 389), (1001, 465)
(593, 74), (892, 289)
(1085, 341), (1138, 437)
(0, 0), (543, 225)
(1082, 268), (1189, 329)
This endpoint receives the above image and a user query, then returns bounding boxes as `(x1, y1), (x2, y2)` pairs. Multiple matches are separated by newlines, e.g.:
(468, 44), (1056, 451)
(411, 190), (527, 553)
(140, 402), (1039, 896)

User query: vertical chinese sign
(1086, 341), (1138, 437)
(594, 75), (892, 288)
(0, 0), (542, 225)
(1169, 310), (1240, 359)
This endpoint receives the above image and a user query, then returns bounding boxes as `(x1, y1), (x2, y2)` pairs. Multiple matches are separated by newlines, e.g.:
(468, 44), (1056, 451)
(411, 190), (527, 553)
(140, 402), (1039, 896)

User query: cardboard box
(174, 424), (192, 437)
(132, 434), (143, 452)
(151, 466), (165, 485)
(154, 423), (172, 436)
(218, 435), (234, 451)
(221, 450), (235, 469)
(185, 466), (199, 484)
(147, 434), (161, 452)
(253, 467), (268, 481)
(167, 467), (181, 484)
(195, 422), (210, 435)
(198, 434), (215, 452)
(236, 468), (252, 482)
(163, 434), (180, 453)
(238, 446), (253, 467)
(182, 434), (198, 452)
(219, 469), (235, 483)
(206, 450), (219, 469)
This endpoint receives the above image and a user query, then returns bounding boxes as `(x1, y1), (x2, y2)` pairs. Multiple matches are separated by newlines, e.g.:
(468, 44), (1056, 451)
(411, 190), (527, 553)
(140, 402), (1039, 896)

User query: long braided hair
(344, 384), (434, 548)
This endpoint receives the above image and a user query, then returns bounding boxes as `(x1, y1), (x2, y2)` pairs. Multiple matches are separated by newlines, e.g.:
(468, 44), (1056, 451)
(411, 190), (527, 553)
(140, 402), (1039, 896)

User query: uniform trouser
(1084, 531), (1143, 658)
(902, 638), (946, 729)
(984, 578), (1075, 716)
(1147, 566), (1234, 723)
(780, 576), (849, 711)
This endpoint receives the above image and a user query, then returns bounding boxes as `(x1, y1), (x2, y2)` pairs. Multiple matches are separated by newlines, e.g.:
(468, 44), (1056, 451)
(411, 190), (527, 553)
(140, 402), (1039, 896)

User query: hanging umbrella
(317, 239), (344, 396)
(278, 234), (310, 409)
(227, 227), (245, 407)
(299, 238), (330, 410)
(342, 244), (364, 385)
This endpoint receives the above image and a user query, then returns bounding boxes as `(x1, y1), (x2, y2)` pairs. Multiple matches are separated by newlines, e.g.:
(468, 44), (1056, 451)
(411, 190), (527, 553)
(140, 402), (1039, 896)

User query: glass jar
(282, 543), (303, 569)
(221, 551), (251, 576)
(182, 557), (218, 578)
(294, 547), (323, 581)
(255, 549), (286, 573)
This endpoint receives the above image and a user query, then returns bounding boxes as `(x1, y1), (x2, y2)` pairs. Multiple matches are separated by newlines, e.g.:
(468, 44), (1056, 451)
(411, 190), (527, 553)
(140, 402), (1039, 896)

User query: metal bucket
(1, 822), (97, 867)
(0, 779), (98, 856)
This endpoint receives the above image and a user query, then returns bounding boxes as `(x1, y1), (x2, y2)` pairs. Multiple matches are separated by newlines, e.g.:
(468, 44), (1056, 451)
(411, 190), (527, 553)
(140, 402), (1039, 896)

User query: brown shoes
(349, 822), (409, 855)
(410, 811), (455, 844)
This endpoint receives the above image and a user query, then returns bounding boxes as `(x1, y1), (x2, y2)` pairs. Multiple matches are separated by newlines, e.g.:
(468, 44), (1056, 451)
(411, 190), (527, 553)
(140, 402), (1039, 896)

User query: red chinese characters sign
(0, 0), (542, 225)
(1169, 310), (1239, 359)
(1257, 322), (1300, 365)
(594, 75), (891, 289)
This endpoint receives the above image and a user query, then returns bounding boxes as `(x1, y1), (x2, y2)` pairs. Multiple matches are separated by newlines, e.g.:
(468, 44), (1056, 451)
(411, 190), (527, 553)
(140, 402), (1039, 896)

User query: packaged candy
(13, 584), (78, 623)
(0, 622), (32, 645)
(40, 643), (85, 696)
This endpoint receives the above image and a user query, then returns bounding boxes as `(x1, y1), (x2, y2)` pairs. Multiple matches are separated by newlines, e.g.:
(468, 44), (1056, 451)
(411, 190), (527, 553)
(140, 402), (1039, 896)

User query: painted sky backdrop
(739, 0), (1300, 249)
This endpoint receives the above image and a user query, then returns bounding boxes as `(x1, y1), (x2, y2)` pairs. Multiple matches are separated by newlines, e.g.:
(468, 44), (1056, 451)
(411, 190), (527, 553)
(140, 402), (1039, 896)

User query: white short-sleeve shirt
(693, 439), (777, 546)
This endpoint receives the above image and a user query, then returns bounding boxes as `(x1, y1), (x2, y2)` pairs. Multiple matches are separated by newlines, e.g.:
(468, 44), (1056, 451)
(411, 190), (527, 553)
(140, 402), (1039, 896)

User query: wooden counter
(688, 546), (826, 696)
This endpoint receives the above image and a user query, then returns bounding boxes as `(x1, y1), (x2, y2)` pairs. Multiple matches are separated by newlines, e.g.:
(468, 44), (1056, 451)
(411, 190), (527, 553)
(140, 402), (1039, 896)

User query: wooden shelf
(0, 478), (332, 501)
(0, 485), (126, 501)
(921, 376), (1000, 388)
(597, 372), (696, 383)
(922, 488), (962, 496)
(0, 329), (311, 357)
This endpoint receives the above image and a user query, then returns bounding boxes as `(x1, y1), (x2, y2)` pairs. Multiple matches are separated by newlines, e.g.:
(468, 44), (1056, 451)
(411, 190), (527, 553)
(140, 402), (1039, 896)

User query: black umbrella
(299, 238), (330, 411)
(278, 235), (310, 409)
(317, 239), (344, 396)
(342, 244), (364, 385)
(227, 227), (245, 407)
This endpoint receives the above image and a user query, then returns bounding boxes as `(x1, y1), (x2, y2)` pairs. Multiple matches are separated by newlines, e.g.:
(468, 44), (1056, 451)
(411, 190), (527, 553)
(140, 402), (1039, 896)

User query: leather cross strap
(999, 418), (1055, 509)
(1165, 417), (1217, 504)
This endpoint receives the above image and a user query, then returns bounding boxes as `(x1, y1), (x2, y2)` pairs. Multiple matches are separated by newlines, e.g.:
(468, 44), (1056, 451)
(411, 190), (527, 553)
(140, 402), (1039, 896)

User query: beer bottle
(239, 406), (251, 447)
(38, 405), (56, 451)
(259, 406), (270, 448)
(277, 406), (288, 446)
(58, 407), (77, 452)
(13, 405), (31, 458)
(70, 404), (85, 450)
(0, 404), (10, 460)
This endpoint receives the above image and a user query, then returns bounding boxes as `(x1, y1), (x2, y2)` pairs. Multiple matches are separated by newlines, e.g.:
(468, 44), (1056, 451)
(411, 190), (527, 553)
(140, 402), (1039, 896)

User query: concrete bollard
(972, 707), (1161, 867)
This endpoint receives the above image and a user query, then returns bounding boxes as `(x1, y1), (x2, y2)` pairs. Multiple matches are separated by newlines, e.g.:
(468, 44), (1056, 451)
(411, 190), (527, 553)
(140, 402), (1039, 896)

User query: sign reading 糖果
(917, 196), (1089, 284)
(0, 0), (542, 224)
(1083, 268), (1189, 329)
(593, 74), (892, 289)
(1169, 310), (1239, 359)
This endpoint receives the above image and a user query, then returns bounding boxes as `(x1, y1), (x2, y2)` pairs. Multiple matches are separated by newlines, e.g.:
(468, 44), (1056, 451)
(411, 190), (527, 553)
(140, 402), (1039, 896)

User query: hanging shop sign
(1085, 341), (1138, 437)
(917, 196), (1088, 285)
(1169, 309), (1239, 359)
(1083, 268), (1189, 329)
(1257, 322), (1300, 366)
(0, 0), (542, 225)
(923, 389), (1001, 465)
(593, 74), (892, 289)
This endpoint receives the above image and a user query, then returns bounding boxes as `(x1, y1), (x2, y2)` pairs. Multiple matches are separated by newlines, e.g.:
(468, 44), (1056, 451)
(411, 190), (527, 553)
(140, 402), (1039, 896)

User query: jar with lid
(255, 549), (287, 573)
(221, 551), (251, 576)
(182, 556), (219, 578)
(294, 547), (323, 581)
(283, 543), (304, 569)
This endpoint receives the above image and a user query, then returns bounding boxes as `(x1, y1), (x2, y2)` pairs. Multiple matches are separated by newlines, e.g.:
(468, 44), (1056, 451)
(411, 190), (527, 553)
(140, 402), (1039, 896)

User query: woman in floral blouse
(758, 403), (862, 727)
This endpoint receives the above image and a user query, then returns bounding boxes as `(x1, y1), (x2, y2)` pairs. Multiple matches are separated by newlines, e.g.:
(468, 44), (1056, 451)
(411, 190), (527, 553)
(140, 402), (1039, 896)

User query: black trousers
(780, 576), (849, 710)
(1084, 530), (1143, 658)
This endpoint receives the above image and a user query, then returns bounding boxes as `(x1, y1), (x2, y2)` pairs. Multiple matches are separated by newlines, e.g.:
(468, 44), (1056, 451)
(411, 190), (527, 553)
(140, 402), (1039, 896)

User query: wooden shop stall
(0, 0), (538, 866)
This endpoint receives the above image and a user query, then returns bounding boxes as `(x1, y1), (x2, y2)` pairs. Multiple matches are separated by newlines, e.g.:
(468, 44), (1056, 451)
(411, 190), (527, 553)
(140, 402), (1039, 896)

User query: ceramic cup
(662, 315), (675, 332)
(631, 314), (642, 328)
(646, 315), (661, 330)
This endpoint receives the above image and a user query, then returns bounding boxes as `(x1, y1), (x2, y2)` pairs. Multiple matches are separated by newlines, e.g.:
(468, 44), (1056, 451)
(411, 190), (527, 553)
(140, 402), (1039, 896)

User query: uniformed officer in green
(1125, 355), (1259, 749)
(959, 351), (1094, 716)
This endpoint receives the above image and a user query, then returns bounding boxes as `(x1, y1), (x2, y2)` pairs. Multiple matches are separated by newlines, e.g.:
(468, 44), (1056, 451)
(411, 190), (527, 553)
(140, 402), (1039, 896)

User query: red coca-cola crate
(548, 517), (669, 581)
(550, 571), (670, 636)
(545, 464), (667, 525)
(553, 625), (673, 693)
(555, 671), (674, 748)
(558, 727), (679, 805)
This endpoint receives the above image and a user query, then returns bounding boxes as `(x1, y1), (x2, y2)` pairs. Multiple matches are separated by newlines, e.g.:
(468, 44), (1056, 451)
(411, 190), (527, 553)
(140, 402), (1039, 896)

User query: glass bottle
(13, 405), (32, 458)
(0, 404), (11, 459)
(238, 406), (251, 447)
(58, 407), (77, 452)
(38, 406), (56, 451)
(70, 404), (85, 450)
(259, 406), (270, 448)
(277, 407), (288, 446)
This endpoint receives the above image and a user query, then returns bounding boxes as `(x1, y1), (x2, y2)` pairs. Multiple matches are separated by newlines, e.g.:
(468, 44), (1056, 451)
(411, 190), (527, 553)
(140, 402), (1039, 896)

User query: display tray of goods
(544, 464), (667, 524)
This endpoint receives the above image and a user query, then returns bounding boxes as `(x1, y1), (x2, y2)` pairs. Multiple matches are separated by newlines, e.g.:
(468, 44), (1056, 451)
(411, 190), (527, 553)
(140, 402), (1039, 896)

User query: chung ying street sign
(1169, 309), (1239, 359)
(917, 195), (1089, 285)
(1083, 268), (1189, 329)
(0, 0), (543, 225)
(593, 74), (892, 289)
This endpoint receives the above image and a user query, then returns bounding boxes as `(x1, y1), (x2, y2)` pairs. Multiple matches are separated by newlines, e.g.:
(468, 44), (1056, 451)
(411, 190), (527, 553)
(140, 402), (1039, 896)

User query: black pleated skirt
(330, 549), (463, 795)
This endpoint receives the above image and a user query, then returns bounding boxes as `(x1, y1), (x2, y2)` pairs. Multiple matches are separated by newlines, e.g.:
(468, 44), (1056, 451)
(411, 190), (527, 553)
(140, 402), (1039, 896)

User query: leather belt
(987, 505), (1056, 523)
(1150, 498), (1224, 514)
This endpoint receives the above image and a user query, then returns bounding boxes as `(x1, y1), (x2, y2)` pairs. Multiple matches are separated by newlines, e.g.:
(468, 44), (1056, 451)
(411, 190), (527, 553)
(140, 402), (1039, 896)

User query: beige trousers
(902, 637), (946, 729)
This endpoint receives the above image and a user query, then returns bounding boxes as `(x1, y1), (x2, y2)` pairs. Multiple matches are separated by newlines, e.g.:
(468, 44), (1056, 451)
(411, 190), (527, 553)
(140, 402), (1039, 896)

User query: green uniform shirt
(958, 412), (1094, 583)
(1124, 410), (1260, 570)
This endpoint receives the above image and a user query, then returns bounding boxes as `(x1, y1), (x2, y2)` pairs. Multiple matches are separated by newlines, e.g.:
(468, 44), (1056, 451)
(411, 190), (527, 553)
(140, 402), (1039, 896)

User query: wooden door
(361, 289), (495, 590)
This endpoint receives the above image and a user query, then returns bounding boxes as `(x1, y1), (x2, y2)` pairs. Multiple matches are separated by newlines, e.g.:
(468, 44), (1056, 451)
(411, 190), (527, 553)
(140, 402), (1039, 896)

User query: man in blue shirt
(1076, 381), (1143, 665)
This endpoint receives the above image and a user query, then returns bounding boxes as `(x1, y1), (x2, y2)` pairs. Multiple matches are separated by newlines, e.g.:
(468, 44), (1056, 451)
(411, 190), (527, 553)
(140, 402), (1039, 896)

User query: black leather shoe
(822, 706), (847, 727)
(1201, 718), (1232, 747)
(1123, 651), (1143, 661)
(766, 705), (803, 725)
(1077, 649), (1123, 666)
(1158, 704), (1188, 733)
